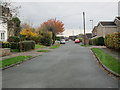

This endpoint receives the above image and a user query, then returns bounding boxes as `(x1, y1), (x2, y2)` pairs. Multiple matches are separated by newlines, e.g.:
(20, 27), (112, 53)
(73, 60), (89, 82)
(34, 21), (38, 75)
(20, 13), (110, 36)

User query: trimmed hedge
(19, 41), (35, 52)
(105, 33), (120, 50)
(2, 42), (19, 49)
(2, 42), (11, 48)
(89, 37), (104, 46)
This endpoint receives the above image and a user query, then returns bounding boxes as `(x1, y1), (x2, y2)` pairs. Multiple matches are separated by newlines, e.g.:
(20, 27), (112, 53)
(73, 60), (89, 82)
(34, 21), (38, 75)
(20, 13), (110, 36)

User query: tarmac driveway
(2, 41), (119, 88)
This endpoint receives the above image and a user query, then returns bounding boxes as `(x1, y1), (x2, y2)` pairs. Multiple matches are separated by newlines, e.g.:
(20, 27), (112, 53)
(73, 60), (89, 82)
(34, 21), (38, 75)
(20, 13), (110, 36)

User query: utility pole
(83, 12), (86, 45)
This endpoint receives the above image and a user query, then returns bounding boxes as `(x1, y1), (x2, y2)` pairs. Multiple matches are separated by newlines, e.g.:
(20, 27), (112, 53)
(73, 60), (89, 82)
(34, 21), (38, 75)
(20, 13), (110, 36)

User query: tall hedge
(105, 33), (120, 50)
(89, 37), (104, 46)
(18, 41), (35, 52)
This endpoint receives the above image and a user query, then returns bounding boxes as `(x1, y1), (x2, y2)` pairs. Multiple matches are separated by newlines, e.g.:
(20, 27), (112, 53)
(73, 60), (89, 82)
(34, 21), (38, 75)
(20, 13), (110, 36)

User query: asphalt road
(2, 41), (119, 88)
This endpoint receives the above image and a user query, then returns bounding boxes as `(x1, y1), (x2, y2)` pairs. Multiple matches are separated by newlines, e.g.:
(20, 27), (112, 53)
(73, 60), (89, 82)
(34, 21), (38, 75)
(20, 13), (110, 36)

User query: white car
(60, 39), (66, 44)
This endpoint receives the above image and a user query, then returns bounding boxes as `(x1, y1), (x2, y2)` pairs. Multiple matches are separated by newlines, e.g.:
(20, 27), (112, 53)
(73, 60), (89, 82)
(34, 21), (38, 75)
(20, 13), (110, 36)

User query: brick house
(92, 17), (119, 38)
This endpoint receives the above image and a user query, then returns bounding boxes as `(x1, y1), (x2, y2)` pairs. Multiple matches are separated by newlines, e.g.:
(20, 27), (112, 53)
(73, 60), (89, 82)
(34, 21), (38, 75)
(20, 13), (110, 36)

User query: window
(1, 32), (5, 40)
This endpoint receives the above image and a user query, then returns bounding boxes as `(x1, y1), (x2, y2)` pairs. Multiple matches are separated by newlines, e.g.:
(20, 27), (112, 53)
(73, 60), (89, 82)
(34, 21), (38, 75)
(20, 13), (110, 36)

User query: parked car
(75, 39), (80, 43)
(60, 39), (66, 44)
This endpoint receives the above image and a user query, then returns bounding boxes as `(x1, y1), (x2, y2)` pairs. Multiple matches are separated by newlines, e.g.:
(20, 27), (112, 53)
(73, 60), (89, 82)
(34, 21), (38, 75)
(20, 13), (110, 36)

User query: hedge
(2, 42), (19, 49)
(8, 36), (20, 42)
(2, 42), (11, 48)
(18, 41), (35, 52)
(105, 33), (120, 50)
(89, 37), (104, 46)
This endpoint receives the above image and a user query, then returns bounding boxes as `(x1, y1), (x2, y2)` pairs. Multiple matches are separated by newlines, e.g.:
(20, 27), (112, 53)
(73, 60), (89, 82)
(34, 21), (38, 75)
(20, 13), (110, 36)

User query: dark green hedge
(89, 37), (104, 46)
(18, 41), (35, 51)
(2, 42), (11, 48)
(8, 36), (20, 42)
(105, 33), (120, 50)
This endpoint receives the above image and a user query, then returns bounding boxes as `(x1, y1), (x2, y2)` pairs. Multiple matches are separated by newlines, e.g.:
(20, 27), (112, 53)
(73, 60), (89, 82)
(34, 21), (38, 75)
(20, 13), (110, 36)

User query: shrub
(10, 42), (19, 49)
(96, 37), (104, 46)
(2, 42), (11, 48)
(105, 33), (120, 50)
(8, 36), (20, 42)
(89, 37), (104, 46)
(18, 41), (35, 52)
(40, 32), (52, 46)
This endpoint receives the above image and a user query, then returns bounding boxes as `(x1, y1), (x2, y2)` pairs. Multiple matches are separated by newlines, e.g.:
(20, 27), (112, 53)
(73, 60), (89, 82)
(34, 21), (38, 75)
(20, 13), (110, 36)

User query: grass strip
(91, 48), (120, 75)
(81, 45), (92, 47)
(35, 44), (46, 49)
(50, 44), (60, 49)
(37, 50), (50, 52)
(0, 56), (32, 68)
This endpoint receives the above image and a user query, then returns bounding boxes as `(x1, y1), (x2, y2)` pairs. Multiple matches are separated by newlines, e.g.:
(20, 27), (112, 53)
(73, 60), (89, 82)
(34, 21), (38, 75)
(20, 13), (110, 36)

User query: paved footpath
(2, 41), (119, 88)
(2, 47), (50, 60)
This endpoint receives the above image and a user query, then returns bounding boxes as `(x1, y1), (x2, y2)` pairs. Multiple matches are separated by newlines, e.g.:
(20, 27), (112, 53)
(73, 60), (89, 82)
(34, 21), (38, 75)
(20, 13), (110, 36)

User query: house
(0, 5), (12, 41)
(92, 17), (119, 38)
(92, 26), (97, 37)
(114, 17), (120, 32)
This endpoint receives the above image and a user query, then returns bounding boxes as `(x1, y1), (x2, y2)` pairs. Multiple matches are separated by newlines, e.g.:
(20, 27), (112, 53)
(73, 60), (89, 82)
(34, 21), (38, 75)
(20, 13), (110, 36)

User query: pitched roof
(100, 22), (117, 26)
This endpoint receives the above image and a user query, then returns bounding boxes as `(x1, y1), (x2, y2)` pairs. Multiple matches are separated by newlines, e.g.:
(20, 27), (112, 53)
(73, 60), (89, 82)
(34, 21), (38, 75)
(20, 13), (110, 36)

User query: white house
(0, 17), (8, 41)
(0, 5), (12, 41)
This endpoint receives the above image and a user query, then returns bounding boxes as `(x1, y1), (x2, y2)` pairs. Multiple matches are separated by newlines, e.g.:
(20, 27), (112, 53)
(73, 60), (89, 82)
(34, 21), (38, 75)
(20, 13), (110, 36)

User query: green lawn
(81, 45), (92, 47)
(50, 44), (60, 49)
(35, 44), (46, 49)
(37, 50), (50, 52)
(91, 48), (120, 75)
(0, 56), (32, 68)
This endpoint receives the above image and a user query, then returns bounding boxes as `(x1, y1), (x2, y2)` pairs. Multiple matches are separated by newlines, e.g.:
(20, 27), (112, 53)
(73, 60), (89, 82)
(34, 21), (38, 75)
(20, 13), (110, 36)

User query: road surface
(2, 41), (119, 88)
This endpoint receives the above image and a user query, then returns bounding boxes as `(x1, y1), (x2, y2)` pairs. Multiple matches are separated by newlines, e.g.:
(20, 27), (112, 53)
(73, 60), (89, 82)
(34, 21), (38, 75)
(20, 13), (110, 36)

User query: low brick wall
(0, 48), (11, 57)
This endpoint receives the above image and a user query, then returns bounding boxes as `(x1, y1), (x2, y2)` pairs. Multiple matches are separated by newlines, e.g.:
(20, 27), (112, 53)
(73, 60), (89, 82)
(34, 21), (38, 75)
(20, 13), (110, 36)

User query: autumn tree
(39, 19), (64, 44)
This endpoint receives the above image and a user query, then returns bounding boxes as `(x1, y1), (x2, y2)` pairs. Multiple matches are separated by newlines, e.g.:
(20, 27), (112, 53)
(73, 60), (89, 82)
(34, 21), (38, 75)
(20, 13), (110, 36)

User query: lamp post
(90, 20), (93, 30)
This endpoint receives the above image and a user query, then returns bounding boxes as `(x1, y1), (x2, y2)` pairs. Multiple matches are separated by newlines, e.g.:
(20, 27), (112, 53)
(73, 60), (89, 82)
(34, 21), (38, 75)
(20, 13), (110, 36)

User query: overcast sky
(14, 1), (118, 36)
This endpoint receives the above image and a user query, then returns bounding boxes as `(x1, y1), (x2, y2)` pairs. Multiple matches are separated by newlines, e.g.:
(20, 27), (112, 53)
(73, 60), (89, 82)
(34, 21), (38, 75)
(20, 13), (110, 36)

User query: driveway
(2, 41), (119, 88)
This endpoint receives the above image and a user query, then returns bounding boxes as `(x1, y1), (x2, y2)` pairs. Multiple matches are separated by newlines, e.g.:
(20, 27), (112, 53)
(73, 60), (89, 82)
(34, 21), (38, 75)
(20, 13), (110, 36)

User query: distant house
(85, 33), (92, 39)
(69, 36), (77, 41)
(0, 5), (12, 41)
(92, 17), (119, 38)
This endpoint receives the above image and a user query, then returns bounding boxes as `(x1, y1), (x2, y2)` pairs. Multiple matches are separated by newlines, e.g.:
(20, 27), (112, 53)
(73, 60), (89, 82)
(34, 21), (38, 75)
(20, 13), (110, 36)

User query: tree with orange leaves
(39, 19), (65, 44)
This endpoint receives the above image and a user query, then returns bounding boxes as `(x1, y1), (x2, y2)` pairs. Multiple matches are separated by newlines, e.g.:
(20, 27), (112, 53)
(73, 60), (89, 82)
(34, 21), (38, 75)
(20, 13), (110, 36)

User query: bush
(2, 42), (11, 48)
(8, 36), (20, 42)
(18, 41), (35, 52)
(105, 33), (120, 50)
(10, 42), (19, 49)
(89, 37), (104, 46)
(40, 32), (52, 46)
(96, 37), (104, 46)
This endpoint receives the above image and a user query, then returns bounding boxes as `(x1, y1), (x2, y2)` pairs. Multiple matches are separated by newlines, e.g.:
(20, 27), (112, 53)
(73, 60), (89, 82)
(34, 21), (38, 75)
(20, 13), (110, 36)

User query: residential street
(2, 41), (119, 88)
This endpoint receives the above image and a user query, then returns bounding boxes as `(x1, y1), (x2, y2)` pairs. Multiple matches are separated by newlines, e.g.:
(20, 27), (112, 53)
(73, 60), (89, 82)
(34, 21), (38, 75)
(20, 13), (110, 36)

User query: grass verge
(91, 48), (120, 75)
(0, 56), (32, 68)
(50, 44), (60, 49)
(81, 45), (92, 47)
(37, 50), (50, 52)
(11, 49), (19, 52)
(35, 44), (46, 49)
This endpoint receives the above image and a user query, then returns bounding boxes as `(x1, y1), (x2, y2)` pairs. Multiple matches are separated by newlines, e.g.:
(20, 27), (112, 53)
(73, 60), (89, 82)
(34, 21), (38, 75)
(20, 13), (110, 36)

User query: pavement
(2, 41), (119, 88)
(2, 47), (50, 60)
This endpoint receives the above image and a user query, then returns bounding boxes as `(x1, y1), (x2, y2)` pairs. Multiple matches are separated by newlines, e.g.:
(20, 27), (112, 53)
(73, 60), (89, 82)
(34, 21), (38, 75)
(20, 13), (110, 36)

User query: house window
(1, 32), (5, 40)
